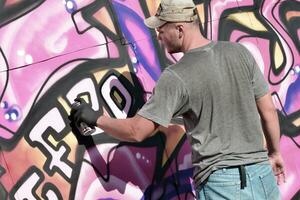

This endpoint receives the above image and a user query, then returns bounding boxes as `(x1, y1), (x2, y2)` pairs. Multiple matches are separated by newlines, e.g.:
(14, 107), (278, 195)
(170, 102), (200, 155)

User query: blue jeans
(196, 164), (280, 200)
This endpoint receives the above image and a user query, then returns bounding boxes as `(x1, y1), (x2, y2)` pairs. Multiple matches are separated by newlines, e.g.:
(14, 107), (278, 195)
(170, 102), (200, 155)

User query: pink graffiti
(0, 0), (109, 139)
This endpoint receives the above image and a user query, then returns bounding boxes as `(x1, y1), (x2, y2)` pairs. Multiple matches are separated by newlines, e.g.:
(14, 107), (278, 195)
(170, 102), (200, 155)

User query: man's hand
(269, 152), (286, 185)
(69, 97), (100, 127)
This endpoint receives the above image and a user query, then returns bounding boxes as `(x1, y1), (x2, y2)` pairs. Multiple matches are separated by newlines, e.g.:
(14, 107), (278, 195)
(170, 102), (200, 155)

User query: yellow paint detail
(94, 69), (109, 83)
(145, 0), (160, 16)
(113, 90), (123, 104)
(274, 42), (284, 70)
(64, 132), (79, 162)
(293, 118), (300, 127)
(48, 134), (58, 146)
(116, 65), (133, 83)
(58, 96), (70, 114)
(196, 4), (205, 27)
(93, 7), (116, 34)
(227, 12), (267, 31)
(93, 65), (133, 84)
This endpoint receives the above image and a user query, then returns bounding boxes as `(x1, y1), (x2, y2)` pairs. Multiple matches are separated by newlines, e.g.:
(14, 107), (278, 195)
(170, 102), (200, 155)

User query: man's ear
(176, 24), (184, 38)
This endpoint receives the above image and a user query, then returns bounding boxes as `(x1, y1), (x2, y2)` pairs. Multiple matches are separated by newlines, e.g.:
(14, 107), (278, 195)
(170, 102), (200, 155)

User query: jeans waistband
(225, 165), (247, 189)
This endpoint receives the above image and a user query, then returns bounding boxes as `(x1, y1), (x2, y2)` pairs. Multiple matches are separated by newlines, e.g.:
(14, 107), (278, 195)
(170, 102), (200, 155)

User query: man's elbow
(130, 126), (148, 142)
(256, 93), (278, 122)
(128, 117), (155, 142)
(127, 115), (157, 142)
(131, 135), (145, 143)
(261, 105), (278, 122)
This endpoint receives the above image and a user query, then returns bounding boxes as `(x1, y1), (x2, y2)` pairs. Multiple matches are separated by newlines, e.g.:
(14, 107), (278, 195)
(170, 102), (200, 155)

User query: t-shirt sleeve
(137, 69), (189, 127)
(239, 44), (269, 99)
(251, 59), (269, 99)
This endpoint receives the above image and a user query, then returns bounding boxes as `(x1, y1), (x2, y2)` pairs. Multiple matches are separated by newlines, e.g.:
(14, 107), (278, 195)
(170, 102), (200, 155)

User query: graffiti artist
(69, 0), (285, 199)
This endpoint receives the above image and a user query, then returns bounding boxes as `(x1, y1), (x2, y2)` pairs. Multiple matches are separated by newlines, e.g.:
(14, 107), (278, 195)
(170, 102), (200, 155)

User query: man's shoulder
(161, 67), (180, 78)
(165, 62), (183, 73)
(215, 40), (243, 49)
(159, 66), (186, 86)
(214, 41), (251, 58)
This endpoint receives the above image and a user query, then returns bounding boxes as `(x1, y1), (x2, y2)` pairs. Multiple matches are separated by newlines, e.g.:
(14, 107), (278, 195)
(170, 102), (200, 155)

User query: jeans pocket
(259, 168), (280, 200)
(203, 182), (240, 200)
(203, 173), (240, 199)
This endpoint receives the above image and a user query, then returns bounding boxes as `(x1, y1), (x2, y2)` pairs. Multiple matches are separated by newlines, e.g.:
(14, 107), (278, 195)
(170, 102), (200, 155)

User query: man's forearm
(261, 110), (281, 154)
(96, 116), (138, 142)
(96, 115), (157, 143)
(256, 93), (281, 154)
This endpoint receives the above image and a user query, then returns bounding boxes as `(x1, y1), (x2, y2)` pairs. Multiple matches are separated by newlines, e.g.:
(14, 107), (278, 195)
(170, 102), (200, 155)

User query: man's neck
(181, 30), (211, 53)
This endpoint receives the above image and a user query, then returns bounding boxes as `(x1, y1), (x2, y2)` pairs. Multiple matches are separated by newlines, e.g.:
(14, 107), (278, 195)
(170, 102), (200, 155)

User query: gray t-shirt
(138, 41), (269, 187)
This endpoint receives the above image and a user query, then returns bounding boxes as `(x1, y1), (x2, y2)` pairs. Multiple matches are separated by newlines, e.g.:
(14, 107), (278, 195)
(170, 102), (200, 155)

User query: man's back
(167, 41), (270, 186)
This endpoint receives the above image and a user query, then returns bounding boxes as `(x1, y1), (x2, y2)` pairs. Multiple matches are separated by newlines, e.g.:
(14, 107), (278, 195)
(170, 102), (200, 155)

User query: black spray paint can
(72, 101), (96, 136)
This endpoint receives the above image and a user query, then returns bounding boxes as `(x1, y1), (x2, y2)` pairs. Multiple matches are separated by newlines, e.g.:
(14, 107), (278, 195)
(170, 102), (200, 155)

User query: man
(70, 0), (285, 199)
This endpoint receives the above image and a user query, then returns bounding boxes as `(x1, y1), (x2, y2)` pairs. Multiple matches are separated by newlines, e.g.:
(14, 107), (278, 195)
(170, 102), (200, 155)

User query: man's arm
(96, 115), (158, 142)
(70, 98), (158, 142)
(256, 93), (285, 184)
(256, 93), (280, 153)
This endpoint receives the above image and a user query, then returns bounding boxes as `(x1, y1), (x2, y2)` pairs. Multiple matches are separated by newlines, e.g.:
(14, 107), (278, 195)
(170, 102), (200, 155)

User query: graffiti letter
(66, 77), (99, 110)
(10, 167), (44, 200)
(100, 74), (132, 119)
(28, 108), (73, 180)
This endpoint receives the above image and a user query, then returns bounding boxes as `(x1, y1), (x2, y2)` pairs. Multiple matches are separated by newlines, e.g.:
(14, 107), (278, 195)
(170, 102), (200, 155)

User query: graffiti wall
(0, 0), (299, 199)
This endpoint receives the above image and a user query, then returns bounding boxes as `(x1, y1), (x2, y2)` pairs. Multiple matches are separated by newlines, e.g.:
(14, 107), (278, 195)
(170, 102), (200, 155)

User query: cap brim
(144, 16), (167, 29)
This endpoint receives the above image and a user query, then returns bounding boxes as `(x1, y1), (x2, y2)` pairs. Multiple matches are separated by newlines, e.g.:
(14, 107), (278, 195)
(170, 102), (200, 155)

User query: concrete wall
(0, 0), (299, 199)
